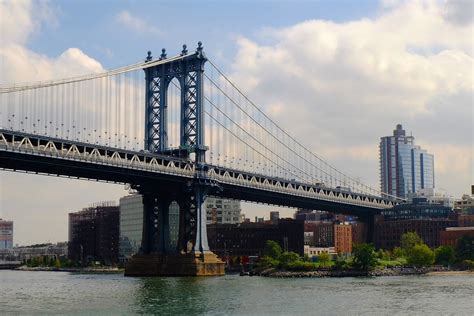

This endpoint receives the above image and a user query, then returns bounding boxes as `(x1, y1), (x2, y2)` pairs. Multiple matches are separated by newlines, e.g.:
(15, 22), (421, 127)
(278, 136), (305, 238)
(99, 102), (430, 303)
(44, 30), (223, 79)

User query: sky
(0, 0), (472, 245)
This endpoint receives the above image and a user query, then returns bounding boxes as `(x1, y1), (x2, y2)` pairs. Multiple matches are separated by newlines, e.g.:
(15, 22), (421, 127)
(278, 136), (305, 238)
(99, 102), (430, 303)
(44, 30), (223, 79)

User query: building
(118, 194), (180, 262)
(374, 199), (456, 249)
(119, 194), (143, 261)
(440, 227), (474, 247)
(334, 223), (352, 254)
(409, 188), (454, 209)
(205, 197), (242, 224)
(207, 219), (304, 259)
(457, 214), (474, 227)
(455, 194), (474, 213)
(0, 242), (68, 261)
(380, 124), (434, 198)
(311, 222), (334, 247)
(294, 209), (334, 222)
(68, 202), (120, 265)
(304, 245), (336, 259)
(270, 211), (280, 224)
(351, 222), (367, 245)
(0, 219), (13, 249)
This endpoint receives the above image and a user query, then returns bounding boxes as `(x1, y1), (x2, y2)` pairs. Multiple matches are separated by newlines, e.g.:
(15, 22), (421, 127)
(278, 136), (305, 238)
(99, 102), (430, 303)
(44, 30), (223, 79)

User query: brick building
(207, 219), (304, 258)
(68, 202), (120, 265)
(440, 227), (474, 247)
(334, 223), (352, 254)
(374, 198), (456, 249)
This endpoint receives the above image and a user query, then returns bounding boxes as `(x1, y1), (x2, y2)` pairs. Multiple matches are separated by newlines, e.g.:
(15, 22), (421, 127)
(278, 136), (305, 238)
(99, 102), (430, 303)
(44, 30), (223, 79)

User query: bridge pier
(125, 183), (224, 277)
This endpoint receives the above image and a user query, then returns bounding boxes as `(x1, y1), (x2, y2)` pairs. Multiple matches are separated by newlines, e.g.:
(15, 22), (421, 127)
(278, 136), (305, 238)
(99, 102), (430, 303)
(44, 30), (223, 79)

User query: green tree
(392, 247), (404, 259)
(318, 252), (331, 268)
(455, 235), (474, 262)
(264, 240), (282, 260)
(54, 257), (61, 269)
(400, 232), (423, 253)
(279, 251), (300, 269)
(434, 246), (455, 266)
(406, 244), (435, 267)
(352, 243), (376, 271)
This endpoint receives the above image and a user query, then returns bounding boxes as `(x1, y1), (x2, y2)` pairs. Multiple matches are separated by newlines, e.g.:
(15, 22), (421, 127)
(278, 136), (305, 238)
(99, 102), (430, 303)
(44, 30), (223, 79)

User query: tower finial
(160, 48), (167, 59)
(196, 41), (204, 58)
(145, 51), (152, 62)
(181, 44), (188, 56)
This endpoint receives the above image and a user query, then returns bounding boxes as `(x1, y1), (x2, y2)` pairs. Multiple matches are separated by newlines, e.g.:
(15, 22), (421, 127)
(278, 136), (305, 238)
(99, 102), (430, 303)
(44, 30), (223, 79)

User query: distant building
(334, 223), (352, 254)
(119, 194), (143, 261)
(205, 197), (241, 224)
(457, 214), (474, 227)
(118, 194), (179, 262)
(374, 198), (456, 249)
(380, 124), (434, 198)
(440, 227), (474, 247)
(0, 242), (68, 261)
(455, 194), (474, 213)
(311, 222), (335, 247)
(207, 219), (304, 258)
(409, 188), (454, 209)
(270, 211), (280, 224)
(0, 219), (13, 249)
(294, 209), (333, 222)
(304, 245), (336, 259)
(68, 202), (120, 265)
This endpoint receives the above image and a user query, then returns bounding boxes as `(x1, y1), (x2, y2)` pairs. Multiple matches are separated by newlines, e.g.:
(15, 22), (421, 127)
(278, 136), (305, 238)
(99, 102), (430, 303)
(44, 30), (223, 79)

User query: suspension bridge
(0, 42), (402, 275)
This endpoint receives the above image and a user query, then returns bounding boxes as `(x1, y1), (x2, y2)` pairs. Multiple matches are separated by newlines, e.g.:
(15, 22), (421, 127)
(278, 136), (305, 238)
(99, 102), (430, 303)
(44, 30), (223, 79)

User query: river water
(0, 270), (473, 315)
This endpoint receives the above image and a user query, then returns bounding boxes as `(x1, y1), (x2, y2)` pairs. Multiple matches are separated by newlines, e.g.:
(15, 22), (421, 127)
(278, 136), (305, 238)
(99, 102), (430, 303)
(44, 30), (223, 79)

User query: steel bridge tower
(125, 43), (224, 276)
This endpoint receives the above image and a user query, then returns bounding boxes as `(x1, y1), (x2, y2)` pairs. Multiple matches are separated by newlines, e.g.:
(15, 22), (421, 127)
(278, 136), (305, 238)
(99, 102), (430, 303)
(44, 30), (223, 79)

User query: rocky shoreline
(14, 266), (123, 274)
(255, 266), (458, 278)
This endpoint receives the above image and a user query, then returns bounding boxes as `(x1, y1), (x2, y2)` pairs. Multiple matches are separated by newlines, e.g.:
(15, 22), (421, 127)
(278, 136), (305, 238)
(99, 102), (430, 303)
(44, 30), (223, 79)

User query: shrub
(406, 244), (435, 267)
(264, 240), (282, 260)
(279, 251), (301, 269)
(286, 261), (318, 271)
(352, 243), (376, 271)
(434, 246), (455, 266)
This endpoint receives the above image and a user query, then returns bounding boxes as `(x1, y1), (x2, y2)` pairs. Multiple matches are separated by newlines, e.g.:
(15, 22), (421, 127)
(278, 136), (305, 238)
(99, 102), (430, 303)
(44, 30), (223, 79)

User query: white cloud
(115, 10), (161, 36)
(228, 0), (473, 197)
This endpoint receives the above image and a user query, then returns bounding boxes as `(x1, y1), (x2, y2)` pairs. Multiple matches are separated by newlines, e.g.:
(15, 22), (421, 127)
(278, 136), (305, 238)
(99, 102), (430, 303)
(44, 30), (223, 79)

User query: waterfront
(1, 271), (473, 315)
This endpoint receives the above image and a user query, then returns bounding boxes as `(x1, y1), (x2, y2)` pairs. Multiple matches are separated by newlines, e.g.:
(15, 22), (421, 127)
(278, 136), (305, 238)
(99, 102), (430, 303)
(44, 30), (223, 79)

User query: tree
(352, 243), (376, 271)
(54, 257), (61, 269)
(279, 251), (300, 269)
(264, 240), (282, 260)
(455, 235), (474, 262)
(400, 232), (423, 253)
(318, 252), (331, 268)
(406, 244), (435, 267)
(434, 246), (455, 266)
(392, 247), (404, 259)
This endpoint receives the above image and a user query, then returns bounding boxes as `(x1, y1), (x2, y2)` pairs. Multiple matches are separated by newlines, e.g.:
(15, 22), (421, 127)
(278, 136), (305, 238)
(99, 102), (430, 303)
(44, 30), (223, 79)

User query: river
(0, 270), (473, 315)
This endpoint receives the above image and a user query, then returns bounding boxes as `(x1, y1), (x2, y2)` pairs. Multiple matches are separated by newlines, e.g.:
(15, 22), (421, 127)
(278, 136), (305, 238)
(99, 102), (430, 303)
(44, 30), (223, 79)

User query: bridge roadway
(0, 129), (399, 220)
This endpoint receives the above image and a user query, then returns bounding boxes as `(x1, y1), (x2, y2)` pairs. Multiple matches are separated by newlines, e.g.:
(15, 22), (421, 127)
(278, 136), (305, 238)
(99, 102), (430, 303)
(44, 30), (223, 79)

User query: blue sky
(29, 0), (380, 69)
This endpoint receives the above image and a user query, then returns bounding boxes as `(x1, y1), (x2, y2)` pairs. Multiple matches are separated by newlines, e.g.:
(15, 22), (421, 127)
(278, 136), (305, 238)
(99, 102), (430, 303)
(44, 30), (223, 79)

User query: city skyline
(1, 0), (472, 245)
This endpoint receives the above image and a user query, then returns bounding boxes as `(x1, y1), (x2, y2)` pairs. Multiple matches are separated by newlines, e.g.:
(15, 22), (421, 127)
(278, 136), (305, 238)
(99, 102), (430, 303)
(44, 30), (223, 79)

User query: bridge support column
(125, 186), (224, 277)
(364, 214), (375, 244)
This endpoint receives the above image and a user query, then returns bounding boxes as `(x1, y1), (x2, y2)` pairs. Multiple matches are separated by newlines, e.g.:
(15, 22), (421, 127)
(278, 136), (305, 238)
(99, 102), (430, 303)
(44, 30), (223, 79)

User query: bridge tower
(125, 43), (224, 276)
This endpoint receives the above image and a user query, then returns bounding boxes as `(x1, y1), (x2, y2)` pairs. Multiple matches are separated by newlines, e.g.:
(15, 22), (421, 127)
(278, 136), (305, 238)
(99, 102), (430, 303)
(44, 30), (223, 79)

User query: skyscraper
(0, 219), (13, 249)
(380, 124), (434, 198)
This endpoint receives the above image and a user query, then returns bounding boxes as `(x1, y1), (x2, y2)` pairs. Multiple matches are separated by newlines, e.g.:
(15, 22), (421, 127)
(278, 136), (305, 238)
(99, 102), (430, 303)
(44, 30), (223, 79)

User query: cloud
(115, 10), (161, 36)
(228, 0), (473, 196)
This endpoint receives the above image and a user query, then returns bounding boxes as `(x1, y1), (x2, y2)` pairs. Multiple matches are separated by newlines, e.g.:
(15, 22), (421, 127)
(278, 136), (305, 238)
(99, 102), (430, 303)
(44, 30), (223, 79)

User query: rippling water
(0, 270), (473, 315)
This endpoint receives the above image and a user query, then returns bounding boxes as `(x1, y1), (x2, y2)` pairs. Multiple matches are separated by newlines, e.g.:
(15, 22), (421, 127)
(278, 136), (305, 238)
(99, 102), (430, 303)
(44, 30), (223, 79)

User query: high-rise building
(270, 211), (280, 224)
(380, 124), (434, 198)
(0, 219), (13, 249)
(118, 194), (180, 262)
(205, 197), (241, 224)
(68, 202), (120, 265)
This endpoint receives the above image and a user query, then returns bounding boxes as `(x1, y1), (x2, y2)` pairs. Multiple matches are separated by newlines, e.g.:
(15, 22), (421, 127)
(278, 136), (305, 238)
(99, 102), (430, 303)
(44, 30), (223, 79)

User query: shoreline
(254, 267), (473, 278)
(13, 266), (124, 274)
